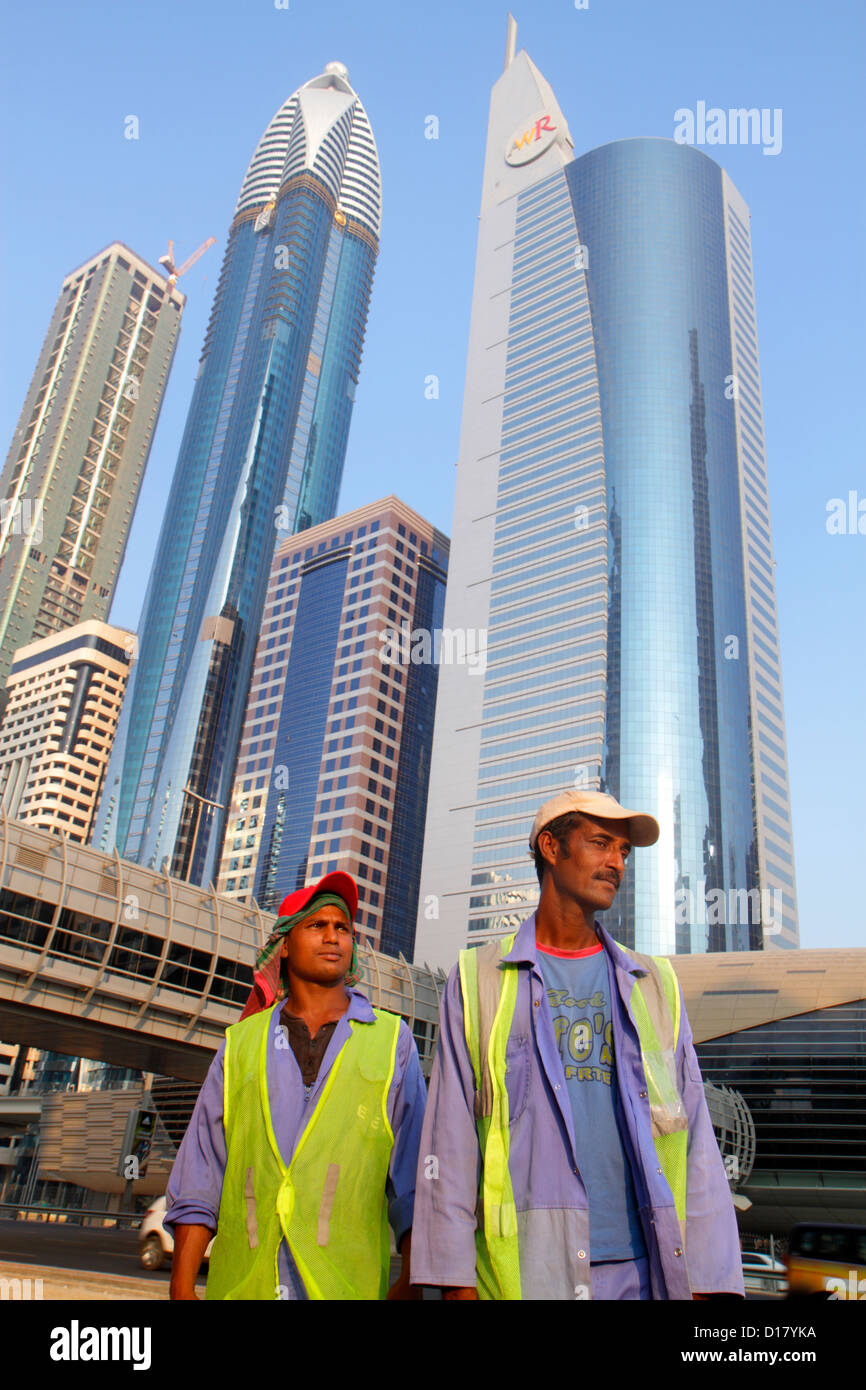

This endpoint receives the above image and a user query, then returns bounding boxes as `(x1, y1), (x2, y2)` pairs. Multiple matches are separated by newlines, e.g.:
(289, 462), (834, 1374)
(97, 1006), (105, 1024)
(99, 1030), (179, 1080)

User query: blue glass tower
(95, 63), (381, 885)
(416, 36), (799, 968)
(212, 498), (448, 960)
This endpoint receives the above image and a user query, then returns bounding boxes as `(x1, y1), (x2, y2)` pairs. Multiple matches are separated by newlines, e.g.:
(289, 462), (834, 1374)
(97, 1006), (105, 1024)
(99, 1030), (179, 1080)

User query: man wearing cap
(411, 791), (744, 1301)
(165, 872), (427, 1300)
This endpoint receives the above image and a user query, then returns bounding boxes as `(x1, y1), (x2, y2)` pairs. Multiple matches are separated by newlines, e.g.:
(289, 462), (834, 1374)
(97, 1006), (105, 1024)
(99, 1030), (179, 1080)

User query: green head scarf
(239, 892), (360, 1019)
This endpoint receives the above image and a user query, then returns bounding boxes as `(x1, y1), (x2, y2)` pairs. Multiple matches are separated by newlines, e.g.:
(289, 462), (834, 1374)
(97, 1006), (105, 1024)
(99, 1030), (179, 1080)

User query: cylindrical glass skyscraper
(564, 139), (758, 955)
(95, 63), (381, 885)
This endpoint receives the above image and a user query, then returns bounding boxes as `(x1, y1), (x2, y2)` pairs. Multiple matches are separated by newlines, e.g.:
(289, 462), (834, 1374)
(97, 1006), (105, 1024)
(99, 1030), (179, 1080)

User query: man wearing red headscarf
(166, 872), (426, 1300)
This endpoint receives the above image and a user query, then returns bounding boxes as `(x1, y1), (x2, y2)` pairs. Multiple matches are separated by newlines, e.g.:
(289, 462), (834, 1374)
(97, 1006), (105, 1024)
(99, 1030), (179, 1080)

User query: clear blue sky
(1, 0), (863, 949)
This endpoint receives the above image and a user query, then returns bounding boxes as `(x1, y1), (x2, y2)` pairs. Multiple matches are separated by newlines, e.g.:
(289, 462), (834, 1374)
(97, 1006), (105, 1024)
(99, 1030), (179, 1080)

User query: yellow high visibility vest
(458, 934), (688, 1300)
(205, 1004), (401, 1300)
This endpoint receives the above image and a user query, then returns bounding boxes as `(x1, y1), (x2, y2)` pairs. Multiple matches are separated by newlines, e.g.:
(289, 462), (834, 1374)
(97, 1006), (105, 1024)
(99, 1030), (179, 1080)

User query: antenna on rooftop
(504, 13), (518, 70)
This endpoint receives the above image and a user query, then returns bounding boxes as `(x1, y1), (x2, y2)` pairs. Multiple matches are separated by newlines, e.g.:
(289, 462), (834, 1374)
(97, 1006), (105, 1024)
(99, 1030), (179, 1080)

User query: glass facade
(565, 141), (756, 954)
(213, 501), (447, 955)
(416, 48), (798, 970)
(696, 1002), (866, 1178)
(381, 560), (446, 958)
(94, 68), (380, 886)
(469, 170), (607, 930)
(721, 194), (799, 949)
(464, 141), (763, 954)
(256, 553), (349, 906)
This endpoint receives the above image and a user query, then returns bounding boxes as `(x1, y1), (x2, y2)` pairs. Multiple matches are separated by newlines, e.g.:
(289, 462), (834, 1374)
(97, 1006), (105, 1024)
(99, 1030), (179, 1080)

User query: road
(0, 1218), (411, 1297)
(1, 1218), (779, 1299)
(0, 1218), (169, 1285)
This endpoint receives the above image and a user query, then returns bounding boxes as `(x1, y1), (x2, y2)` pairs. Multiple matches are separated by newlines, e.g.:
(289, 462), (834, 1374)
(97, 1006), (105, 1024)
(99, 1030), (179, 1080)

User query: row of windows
(751, 591), (779, 646)
(751, 610), (779, 654)
(493, 486), (597, 545)
(741, 437), (767, 480)
(509, 228), (582, 293)
(742, 468), (769, 519)
(489, 577), (606, 642)
(504, 340), (596, 402)
(730, 252), (756, 311)
(508, 288), (588, 349)
(511, 208), (576, 271)
(499, 430), (604, 490)
(479, 740), (597, 794)
(502, 365), (598, 432)
(747, 543), (774, 596)
(754, 666), (782, 709)
(479, 724), (601, 782)
(764, 837), (793, 867)
(512, 184), (571, 235)
(486, 624), (605, 689)
(492, 517), (604, 575)
(472, 843), (537, 871)
(761, 790), (790, 826)
(756, 706), (783, 750)
(737, 388), (764, 441)
(483, 673), (606, 723)
(762, 812), (791, 844)
(508, 263), (583, 322)
(761, 857), (795, 891)
(761, 768), (789, 806)
(496, 475), (606, 540)
(490, 549), (606, 604)
(501, 379), (598, 446)
(487, 600), (605, 663)
(0, 891), (251, 1005)
(753, 649), (780, 688)
(504, 325), (595, 385)
(481, 694), (605, 746)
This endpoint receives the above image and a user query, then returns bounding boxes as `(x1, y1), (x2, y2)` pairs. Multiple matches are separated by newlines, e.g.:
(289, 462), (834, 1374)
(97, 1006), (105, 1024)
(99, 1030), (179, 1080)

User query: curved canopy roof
(235, 61), (381, 240)
(670, 947), (866, 1043)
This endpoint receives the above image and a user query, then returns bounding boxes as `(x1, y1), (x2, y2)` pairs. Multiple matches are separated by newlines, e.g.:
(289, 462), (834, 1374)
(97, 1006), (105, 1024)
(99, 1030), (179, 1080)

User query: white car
(742, 1250), (787, 1294)
(138, 1194), (214, 1271)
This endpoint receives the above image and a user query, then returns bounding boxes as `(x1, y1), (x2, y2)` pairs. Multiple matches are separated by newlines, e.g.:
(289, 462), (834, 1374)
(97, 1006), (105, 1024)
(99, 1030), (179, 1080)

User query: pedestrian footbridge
(0, 815), (445, 1082)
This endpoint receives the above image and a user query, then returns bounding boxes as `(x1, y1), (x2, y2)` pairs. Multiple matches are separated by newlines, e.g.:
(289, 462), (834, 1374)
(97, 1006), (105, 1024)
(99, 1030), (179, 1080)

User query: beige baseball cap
(529, 789), (660, 851)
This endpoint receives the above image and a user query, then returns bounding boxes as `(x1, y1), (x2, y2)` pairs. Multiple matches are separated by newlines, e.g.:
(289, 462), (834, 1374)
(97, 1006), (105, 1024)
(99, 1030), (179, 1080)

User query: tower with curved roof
(95, 62), (382, 885)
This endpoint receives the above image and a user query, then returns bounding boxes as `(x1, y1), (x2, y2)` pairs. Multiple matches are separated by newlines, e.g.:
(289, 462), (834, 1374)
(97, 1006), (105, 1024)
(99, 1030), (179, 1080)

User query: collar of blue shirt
(267, 986), (377, 1030)
(503, 912), (650, 983)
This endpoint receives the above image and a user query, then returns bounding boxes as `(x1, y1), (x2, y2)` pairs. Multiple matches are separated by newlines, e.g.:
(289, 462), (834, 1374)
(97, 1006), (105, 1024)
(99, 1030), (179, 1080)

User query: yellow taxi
(785, 1222), (866, 1300)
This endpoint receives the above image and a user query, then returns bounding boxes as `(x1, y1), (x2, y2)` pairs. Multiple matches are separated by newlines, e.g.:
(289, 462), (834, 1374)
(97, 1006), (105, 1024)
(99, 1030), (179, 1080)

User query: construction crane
(158, 236), (217, 290)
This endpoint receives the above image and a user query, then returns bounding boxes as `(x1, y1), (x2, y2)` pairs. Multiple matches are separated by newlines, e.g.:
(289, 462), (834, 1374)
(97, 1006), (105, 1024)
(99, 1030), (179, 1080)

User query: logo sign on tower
(505, 111), (559, 166)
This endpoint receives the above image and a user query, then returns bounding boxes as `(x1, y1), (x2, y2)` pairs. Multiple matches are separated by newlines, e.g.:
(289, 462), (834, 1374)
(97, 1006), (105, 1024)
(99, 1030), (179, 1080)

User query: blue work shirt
(536, 943), (646, 1261)
(165, 989), (427, 1299)
(411, 915), (745, 1300)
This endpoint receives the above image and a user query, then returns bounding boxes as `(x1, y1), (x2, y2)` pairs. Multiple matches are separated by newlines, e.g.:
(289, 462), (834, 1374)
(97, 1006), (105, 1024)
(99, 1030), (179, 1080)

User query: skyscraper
(415, 32), (798, 970)
(0, 244), (183, 701)
(0, 619), (133, 843)
(95, 63), (381, 885)
(215, 498), (449, 957)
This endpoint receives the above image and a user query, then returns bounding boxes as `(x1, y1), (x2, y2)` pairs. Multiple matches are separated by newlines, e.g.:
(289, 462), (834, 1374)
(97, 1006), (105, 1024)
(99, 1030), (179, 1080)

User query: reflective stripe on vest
(459, 936), (522, 1300)
(459, 934), (688, 1299)
(205, 1005), (400, 1301)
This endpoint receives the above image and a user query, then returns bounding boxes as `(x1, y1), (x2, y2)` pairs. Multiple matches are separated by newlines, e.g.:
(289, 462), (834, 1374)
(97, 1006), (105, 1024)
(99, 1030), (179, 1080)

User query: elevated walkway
(0, 816), (445, 1081)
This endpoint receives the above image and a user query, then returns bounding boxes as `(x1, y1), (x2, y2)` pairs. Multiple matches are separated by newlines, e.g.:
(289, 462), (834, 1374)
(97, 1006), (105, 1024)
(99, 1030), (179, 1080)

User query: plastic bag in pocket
(643, 1046), (688, 1136)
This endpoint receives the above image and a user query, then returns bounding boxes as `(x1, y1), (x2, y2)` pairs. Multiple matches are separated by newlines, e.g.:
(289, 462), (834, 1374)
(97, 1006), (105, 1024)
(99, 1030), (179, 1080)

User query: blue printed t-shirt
(537, 941), (647, 1263)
